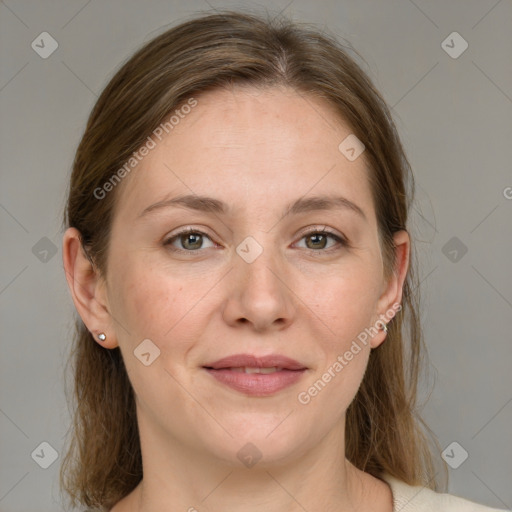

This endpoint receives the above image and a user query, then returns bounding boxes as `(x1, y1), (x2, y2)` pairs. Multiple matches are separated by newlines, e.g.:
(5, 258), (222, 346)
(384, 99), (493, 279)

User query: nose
(221, 244), (296, 332)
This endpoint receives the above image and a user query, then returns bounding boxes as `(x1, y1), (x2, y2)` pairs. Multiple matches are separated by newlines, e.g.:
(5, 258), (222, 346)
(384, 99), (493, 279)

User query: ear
(370, 230), (410, 349)
(62, 227), (118, 349)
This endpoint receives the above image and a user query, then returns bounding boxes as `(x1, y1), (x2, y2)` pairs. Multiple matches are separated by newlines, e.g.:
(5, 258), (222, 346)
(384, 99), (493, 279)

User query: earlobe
(369, 322), (390, 350)
(62, 227), (117, 348)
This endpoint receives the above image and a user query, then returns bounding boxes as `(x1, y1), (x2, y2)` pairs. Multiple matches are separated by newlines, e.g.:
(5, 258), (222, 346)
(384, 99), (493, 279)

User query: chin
(201, 420), (314, 469)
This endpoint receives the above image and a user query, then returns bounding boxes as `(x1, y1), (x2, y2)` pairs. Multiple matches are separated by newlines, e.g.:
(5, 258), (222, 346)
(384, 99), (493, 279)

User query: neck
(121, 412), (380, 512)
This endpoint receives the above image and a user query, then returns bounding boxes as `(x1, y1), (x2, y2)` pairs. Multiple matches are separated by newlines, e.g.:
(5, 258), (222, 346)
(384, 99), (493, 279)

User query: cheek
(314, 263), (382, 347)
(300, 263), (380, 407)
(110, 261), (207, 408)
(299, 284), (374, 419)
(109, 256), (202, 345)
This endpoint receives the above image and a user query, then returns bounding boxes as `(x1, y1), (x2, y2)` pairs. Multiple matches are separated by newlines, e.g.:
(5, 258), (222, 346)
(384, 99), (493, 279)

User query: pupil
(183, 233), (202, 249)
(308, 234), (326, 249)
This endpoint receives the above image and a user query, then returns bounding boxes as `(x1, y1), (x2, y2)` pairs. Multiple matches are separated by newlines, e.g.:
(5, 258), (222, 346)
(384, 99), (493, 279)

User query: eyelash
(163, 226), (348, 255)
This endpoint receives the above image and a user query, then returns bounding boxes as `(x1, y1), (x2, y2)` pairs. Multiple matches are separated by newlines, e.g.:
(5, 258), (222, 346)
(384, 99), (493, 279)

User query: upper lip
(203, 354), (307, 370)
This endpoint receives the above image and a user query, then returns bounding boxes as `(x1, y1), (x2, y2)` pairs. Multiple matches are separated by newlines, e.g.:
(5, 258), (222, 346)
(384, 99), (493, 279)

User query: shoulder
(380, 472), (509, 512)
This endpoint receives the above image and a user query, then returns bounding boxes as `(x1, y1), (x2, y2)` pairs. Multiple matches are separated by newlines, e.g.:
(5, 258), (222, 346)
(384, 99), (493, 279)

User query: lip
(202, 353), (308, 397)
(203, 354), (307, 371)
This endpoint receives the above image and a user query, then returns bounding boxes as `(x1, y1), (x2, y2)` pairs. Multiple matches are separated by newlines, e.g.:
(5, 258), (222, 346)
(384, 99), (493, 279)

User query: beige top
(381, 473), (509, 512)
(99, 473), (510, 511)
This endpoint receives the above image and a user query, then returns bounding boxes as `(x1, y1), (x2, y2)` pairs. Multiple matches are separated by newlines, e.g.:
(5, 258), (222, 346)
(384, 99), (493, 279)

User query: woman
(60, 10), (506, 512)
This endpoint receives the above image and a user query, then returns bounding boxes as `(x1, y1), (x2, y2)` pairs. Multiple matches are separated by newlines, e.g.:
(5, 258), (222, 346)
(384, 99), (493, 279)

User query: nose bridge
(236, 233), (283, 295)
(224, 233), (294, 330)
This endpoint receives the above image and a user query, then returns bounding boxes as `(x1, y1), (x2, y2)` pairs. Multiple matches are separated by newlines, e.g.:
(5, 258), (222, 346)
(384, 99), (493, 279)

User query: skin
(63, 85), (409, 512)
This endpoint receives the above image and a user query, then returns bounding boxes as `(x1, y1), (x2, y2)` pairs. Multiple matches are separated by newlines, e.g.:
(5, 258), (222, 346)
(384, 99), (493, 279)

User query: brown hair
(61, 9), (445, 511)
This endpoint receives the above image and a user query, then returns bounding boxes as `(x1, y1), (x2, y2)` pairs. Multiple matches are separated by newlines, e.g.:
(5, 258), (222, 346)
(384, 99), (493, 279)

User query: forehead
(114, 85), (375, 221)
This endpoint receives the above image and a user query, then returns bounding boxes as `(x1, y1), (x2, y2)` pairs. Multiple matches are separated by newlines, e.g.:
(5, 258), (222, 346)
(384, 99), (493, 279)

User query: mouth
(202, 354), (308, 396)
(205, 366), (287, 374)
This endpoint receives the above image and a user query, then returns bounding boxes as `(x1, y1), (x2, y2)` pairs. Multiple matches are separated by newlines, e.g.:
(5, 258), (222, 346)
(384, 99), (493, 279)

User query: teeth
(228, 367), (283, 374)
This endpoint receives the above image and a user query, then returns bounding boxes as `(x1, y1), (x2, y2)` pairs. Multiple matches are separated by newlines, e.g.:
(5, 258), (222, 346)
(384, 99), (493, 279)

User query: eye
(163, 226), (347, 254)
(294, 228), (347, 252)
(163, 228), (216, 252)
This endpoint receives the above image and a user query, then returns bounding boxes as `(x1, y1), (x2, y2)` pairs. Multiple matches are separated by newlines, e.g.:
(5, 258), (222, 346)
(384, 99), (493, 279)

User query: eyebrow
(138, 193), (367, 221)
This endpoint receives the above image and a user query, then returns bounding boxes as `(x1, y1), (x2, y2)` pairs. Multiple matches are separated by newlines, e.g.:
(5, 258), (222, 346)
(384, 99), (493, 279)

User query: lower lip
(204, 368), (307, 396)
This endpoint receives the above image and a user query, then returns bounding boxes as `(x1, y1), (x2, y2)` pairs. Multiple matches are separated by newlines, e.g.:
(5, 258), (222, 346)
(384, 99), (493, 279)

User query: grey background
(1, 0), (511, 511)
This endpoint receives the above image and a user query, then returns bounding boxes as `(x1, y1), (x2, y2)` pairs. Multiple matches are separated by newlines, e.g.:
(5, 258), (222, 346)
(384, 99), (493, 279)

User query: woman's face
(93, 86), (408, 466)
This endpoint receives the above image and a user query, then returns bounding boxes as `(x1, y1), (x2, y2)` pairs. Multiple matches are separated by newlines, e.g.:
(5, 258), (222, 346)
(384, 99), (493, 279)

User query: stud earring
(98, 333), (106, 342)
(382, 323), (388, 333)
